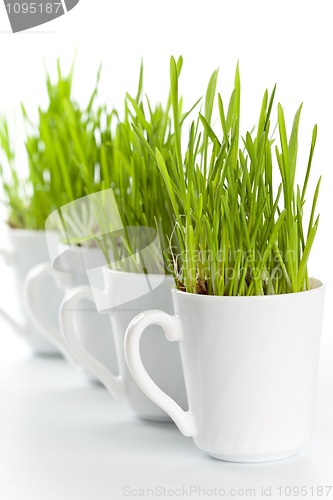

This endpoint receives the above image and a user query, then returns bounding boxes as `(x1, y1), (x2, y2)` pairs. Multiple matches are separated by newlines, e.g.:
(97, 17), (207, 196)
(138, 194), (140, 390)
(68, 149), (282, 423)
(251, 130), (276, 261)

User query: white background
(0, 1), (333, 499)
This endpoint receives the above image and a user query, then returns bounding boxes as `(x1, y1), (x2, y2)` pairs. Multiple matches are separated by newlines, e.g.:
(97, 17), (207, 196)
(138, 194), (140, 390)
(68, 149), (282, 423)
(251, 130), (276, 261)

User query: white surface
(1, 311), (333, 500)
(1, 1), (333, 498)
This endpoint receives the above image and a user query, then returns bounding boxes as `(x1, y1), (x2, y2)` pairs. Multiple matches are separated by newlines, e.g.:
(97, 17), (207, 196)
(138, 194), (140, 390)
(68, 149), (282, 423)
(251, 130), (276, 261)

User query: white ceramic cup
(125, 279), (326, 462)
(23, 245), (117, 381)
(0, 227), (62, 355)
(60, 269), (187, 421)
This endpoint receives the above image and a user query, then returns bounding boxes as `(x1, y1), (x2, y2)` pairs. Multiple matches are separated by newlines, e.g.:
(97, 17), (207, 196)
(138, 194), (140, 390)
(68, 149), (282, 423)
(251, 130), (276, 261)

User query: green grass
(90, 58), (200, 273)
(0, 57), (320, 293)
(1, 59), (197, 278)
(150, 57), (320, 295)
(0, 60), (111, 230)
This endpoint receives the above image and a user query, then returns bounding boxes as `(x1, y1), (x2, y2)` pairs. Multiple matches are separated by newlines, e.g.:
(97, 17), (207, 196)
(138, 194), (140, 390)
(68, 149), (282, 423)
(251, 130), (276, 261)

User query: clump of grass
(1, 58), (197, 278)
(152, 57), (320, 295)
(93, 58), (200, 274)
(1, 57), (319, 293)
(0, 61), (111, 230)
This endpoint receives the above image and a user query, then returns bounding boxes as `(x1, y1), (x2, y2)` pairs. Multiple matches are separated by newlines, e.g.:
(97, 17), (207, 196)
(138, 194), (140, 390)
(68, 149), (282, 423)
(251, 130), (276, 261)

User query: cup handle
(60, 286), (125, 400)
(23, 262), (71, 359)
(125, 310), (196, 437)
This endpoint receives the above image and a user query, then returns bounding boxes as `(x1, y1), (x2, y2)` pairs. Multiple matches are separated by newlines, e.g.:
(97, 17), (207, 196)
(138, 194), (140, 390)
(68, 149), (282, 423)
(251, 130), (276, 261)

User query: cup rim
(103, 267), (174, 281)
(5, 226), (58, 237)
(172, 277), (324, 301)
(57, 242), (104, 252)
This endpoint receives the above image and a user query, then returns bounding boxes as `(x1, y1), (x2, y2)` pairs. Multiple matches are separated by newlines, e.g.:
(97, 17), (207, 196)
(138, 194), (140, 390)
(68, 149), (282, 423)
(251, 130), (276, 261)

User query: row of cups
(0, 227), (326, 463)
(0, 228), (187, 421)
